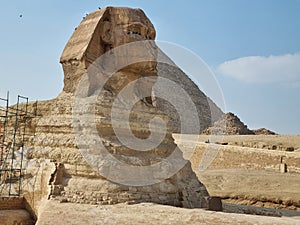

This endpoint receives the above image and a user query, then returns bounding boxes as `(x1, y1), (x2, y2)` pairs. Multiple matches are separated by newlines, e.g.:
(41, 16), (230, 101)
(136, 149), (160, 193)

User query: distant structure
(154, 54), (224, 133)
(202, 112), (254, 135)
(252, 128), (276, 135)
(202, 112), (277, 135)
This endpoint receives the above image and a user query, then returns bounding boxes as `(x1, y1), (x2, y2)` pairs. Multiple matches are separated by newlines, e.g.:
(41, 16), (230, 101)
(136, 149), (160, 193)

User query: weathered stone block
(204, 196), (223, 211)
(280, 163), (287, 173)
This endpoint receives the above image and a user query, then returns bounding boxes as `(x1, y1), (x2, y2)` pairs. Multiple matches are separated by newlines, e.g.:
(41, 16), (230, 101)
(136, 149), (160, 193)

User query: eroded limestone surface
(21, 7), (215, 212)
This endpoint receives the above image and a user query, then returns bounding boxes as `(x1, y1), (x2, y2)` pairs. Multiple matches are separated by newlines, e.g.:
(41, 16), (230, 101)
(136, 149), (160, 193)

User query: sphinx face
(102, 8), (158, 76)
(111, 15), (156, 47)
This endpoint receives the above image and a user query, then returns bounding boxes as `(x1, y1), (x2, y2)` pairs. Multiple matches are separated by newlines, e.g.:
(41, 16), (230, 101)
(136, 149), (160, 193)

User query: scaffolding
(0, 92), (37, 196)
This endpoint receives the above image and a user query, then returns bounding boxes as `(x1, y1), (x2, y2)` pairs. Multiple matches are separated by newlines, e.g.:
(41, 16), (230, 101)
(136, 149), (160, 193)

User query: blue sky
(0, 0), (299, 134)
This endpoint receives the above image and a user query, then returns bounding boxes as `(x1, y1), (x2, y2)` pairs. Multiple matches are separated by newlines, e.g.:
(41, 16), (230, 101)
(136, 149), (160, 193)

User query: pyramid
(154, 51), (224, 133)
(252, 128), (276, 135)
(202, 112), (255, 135)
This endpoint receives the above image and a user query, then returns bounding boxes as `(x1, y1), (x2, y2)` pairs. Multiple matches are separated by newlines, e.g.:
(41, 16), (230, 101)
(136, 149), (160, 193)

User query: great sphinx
(20, 7), (215, 214)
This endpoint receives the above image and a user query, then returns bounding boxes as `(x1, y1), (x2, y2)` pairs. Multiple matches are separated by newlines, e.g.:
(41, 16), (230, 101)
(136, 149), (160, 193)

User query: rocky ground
(36, 201), (300, 225)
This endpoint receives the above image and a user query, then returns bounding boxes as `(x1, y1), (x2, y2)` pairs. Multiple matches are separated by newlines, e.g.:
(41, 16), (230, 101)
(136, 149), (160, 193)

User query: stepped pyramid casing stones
(23, 7), (216, 208)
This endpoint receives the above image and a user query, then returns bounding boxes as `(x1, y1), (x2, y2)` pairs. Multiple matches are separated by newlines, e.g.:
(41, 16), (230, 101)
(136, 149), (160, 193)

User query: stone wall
(190, 143), (300, 173)
(0, 197), (24, 210)
(0, 197), (35, 225)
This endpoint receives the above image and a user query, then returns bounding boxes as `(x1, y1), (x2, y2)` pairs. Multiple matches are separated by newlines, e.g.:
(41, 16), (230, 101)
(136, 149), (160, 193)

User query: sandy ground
(174, 134), (300, 210)
(36, 200), (300, 225)
(198, 169), (300, 209)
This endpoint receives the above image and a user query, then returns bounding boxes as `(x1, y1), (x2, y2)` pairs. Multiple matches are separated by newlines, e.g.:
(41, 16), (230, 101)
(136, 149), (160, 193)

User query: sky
(0, 0), (299, 134)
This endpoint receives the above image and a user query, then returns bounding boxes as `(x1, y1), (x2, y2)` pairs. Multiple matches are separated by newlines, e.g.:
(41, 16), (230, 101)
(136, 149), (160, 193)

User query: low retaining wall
(0, 197), (24, 210)
(0, 197), (36, 225)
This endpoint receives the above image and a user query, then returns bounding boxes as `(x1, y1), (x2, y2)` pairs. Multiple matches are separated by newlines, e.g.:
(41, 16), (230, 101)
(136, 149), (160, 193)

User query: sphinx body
(21, 7), (212, 213)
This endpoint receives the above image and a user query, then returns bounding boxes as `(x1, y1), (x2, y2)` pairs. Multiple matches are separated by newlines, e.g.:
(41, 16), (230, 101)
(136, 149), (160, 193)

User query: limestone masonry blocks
(20, 7), (222, 210)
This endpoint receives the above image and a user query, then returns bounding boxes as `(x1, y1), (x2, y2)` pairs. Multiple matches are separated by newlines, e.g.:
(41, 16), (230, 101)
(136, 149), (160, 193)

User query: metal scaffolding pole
(0, 92), (36, 197)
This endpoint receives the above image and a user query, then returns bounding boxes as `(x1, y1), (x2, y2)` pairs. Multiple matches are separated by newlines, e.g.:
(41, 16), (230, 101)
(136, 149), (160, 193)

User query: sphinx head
(100, 7), (156, 49)
(99, 7), (158, 76)
(61, 7), (158, 94)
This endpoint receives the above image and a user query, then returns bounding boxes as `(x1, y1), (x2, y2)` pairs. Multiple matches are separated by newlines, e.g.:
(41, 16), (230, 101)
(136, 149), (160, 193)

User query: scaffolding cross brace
(0, 92), (37, 197)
